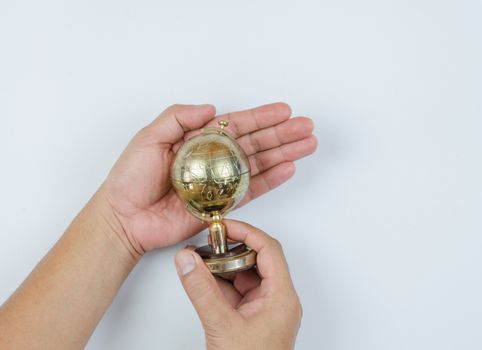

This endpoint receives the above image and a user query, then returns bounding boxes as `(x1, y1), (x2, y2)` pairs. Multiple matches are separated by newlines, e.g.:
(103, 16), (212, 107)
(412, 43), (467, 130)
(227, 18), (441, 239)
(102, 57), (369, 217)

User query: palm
(102, 103), (316, 253)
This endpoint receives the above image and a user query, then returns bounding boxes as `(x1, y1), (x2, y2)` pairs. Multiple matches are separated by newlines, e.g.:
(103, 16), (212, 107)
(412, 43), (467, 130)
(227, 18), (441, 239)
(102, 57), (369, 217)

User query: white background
(1, 1), (481, 349)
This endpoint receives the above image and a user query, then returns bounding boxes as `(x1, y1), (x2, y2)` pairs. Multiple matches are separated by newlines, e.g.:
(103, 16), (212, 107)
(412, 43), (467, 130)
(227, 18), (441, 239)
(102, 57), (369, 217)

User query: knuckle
(294, 298), (303, 320)
(166, 103), (183, 113)
(186, 279), (212, 301)
(285, 294), (303, 321)
(269, 237), (283, 251)
(133, 125), (150, 139)
(137, 125), (150, 136)
(133, 125), (155, 143)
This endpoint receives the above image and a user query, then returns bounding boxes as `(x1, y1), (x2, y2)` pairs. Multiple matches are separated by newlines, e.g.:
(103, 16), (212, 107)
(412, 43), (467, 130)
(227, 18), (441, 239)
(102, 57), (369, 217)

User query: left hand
(98, 102), (317, 256)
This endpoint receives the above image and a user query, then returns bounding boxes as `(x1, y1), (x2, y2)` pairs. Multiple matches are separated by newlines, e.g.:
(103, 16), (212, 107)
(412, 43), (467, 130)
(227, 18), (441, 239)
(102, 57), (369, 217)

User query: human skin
(0, 102), (317, 349)
(175, 220), (303, 350)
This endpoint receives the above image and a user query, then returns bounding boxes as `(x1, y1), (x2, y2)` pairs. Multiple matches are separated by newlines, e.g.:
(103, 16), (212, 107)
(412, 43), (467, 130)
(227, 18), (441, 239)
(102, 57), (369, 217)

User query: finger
(183, 102), (292, 140)
(216, 269), (261, 295)
(232, 269), (262, 295)
(238, 284), (264, 307)
(183, 245), (243, 306)
(248, 135), (317, 176)
(215, 277), (242, 307)
(136, 104), (216, 145)
(174, 249), (235, 326)
(238, 162), (296, 206)
(224, 220), (293, 289)
(237, 117), (314, 156)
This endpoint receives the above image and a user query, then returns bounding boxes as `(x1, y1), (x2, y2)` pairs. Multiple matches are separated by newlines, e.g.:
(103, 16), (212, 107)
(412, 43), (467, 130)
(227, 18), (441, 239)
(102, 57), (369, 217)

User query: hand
(99, 102), (317, 256)
(175, 220), (302, 350)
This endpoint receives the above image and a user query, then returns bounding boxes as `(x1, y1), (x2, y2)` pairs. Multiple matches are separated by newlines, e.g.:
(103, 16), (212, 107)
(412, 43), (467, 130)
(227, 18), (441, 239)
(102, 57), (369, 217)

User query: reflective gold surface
(171, 120), (257, 274)
(171, 126), (250, 222)
(196, 243), (257, 275)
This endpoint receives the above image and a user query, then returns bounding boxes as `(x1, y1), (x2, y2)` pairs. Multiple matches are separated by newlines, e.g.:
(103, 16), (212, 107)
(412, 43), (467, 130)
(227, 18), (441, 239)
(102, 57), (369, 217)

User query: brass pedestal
(196, 218), (256, 275)
(196, 243), (257, 275)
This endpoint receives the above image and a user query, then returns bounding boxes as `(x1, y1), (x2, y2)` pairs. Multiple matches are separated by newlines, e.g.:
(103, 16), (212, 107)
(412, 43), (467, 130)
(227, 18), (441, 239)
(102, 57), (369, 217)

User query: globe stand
(195, 216), (257, 275)
(171, 119), (257, 276)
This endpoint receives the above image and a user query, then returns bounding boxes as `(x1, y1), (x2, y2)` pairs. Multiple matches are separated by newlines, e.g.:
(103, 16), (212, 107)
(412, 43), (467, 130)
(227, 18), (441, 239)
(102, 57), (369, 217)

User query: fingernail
(175, 250), (196, 276)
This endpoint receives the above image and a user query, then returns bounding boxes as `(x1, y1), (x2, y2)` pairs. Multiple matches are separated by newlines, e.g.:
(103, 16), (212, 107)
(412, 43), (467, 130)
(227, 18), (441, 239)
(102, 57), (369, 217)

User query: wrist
(81, 187), (144, 266)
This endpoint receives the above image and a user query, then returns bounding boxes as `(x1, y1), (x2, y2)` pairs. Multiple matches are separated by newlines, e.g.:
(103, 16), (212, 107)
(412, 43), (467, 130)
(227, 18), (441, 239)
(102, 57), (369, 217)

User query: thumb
(175, 249), (234, 327)
(137, 104), (216, 145)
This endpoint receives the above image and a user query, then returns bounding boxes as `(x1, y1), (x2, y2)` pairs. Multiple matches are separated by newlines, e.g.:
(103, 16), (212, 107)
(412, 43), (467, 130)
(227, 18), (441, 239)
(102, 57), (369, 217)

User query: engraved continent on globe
(171, 126), (251, 222)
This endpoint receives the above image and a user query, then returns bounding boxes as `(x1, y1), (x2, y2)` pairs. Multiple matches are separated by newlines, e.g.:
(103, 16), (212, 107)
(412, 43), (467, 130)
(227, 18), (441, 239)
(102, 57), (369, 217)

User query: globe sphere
(171, 126), (250, 222)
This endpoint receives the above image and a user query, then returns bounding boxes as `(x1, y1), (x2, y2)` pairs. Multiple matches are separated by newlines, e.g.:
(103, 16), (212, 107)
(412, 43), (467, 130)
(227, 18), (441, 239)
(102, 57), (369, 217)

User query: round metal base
(195, 243), (257, 275)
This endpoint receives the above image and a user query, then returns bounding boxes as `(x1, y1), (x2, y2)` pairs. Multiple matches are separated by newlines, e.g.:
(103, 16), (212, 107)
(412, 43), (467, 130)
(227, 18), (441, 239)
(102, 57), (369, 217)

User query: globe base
(195, 243), (257, 275)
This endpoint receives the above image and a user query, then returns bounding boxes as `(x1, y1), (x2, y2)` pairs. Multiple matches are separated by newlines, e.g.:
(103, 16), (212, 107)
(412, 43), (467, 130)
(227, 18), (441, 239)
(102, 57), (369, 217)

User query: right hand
(174, 220), (303, 350)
